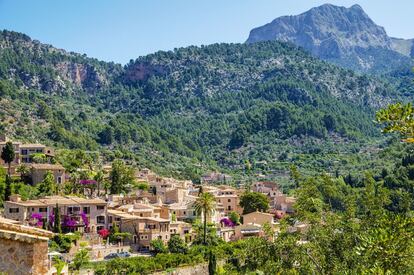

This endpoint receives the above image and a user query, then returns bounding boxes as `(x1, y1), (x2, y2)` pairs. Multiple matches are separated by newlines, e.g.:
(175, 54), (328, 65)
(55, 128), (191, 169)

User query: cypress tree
(54, 203), (62, 234)
(208, 250), (217, 275)
(4, 175), (11, 202)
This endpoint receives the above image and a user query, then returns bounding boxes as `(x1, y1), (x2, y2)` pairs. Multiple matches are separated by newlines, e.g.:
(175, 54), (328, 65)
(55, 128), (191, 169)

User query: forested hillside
(0, 30), (412, 184)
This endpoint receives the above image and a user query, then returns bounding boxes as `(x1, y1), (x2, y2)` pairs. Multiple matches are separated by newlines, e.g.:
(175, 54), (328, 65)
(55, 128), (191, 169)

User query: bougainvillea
(31, 213), (43, 227)
(220, 218), (235, 227)
(80, 212), (89, 227)
(98, 228), (110, 239)
(63, 215), (78, 227)
(49, 213), (55, 226)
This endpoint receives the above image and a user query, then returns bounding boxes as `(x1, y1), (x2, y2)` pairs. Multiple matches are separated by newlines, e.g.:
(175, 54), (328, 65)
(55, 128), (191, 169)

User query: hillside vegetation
(0, 30), (411, 183)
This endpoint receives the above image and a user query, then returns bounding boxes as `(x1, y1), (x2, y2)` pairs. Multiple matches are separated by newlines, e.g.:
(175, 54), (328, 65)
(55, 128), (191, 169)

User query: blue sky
(0, 0), (412, 64)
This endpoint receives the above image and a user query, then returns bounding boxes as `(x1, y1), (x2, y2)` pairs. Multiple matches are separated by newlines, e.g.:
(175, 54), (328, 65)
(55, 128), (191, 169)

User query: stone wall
(0, 238), (49, 274)
(151, 263), (209, 275)
(0, 217), (54, 275)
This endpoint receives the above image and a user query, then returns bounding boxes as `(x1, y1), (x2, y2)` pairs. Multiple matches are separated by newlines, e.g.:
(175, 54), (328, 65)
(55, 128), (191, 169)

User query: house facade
(120, 216), (171, 251)
(0, 141), (54, 166)
(4, 195), (107, 233)
(30, 163), (66, 185)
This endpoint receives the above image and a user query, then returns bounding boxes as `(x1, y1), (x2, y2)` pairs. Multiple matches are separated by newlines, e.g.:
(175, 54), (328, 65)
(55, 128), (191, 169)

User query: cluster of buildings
(0, 138), (299, 273)
(0, 137), (65, 185)
(3, 166), (297, 251)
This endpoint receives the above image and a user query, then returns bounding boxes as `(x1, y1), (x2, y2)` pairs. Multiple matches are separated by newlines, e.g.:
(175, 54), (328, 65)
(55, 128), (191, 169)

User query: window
(140, 213), (143, 217)
(39, 207), (47, 213)
(57, 177), (62, 184)
(21, 149), (28, 155)
(96, 216), (105, 224)
(36, 149), (43, 153)
(9, 208), (19, 213)
(96, 205), (105, 210)
(227, 206), (231, 210)
(228, 199), (231, 202)
(68, 206), (80, 214)
(83, 207), (90, 214)
(183, 211), (186, 215)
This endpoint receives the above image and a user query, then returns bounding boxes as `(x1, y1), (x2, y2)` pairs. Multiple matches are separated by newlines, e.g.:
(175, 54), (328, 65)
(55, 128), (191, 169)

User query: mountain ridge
(246, 3), (414, 73)
(0, 29), (411, 182)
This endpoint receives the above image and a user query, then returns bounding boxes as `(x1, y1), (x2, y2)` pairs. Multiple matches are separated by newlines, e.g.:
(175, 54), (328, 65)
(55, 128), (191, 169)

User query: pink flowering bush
(80, 212), (89, 227)
(220, 218), (235, 227)
(98, 228), (110, 239)
(31, 213), (43, 227)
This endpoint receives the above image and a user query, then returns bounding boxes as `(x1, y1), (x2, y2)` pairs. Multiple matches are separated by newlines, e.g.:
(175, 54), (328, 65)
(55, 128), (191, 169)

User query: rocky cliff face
(246, 4), (413, 73)
(0, 30), (119, 93)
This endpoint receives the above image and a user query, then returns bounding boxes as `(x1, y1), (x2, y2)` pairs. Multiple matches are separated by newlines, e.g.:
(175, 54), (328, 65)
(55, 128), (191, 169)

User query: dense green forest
(1, 30), (413, 184)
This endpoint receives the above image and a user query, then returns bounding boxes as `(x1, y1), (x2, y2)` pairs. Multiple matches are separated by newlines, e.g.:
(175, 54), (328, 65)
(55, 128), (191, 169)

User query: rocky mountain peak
(246, 4), (413, 73)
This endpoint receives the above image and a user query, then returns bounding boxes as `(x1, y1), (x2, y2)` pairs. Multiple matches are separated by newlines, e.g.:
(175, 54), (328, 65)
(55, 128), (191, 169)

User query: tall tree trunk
(203, 208), (207, 245)
(7, 162), (11, 178)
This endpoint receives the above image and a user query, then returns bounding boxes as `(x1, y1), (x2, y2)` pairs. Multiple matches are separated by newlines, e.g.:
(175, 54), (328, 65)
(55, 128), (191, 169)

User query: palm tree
(193, 191), (216, 245)
(16, 164), (29, 182)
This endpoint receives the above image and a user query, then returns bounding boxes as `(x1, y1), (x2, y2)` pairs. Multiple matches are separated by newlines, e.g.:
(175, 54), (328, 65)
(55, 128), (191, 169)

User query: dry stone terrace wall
(0, 238), (49, 275)
(0, 219), (53, 275)
(150, 263), (209, 275)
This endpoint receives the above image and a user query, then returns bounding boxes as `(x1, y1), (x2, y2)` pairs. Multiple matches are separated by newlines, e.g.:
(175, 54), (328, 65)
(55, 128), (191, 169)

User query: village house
(170, 220), (194, 242)
(163, 200), (197, 222)
(243, 211), (278, 227)
(273, 195), (296, 213)
(234, 223), (263, 239)
(4, 195), (107, 233)
(0, 139), (54, 167)
(116, 200), (162, 218)
(218, 226), (236, 242)
(252, 181), (279, 194)
(29, 163), (66, 185)
(201, 172), (232, 185)
(252, 181), (296, 214)
(120, 216), (171, 251)
(214, 187), (243, 215)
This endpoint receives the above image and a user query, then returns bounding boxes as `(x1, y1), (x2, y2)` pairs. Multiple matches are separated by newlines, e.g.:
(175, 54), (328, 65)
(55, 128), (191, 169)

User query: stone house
(234, 223), (263, 240)
(30, 163), (66, 185)
(4, 195), (107, 234)
(0, 217), (55, 275)
(252, 181), (279, 193)
(120, 216), (171, 251)
(169, 221), (193, 242)
(0, 140), (54, 166)
(214, 188), (243, 215)
(243, 211), (273, 225)
(201, 172), (232, 184)
(273, 195), (296, 213)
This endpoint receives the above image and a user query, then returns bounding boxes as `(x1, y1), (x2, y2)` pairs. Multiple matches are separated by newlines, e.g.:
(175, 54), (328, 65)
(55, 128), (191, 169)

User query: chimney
(9, 194), (21, 202)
